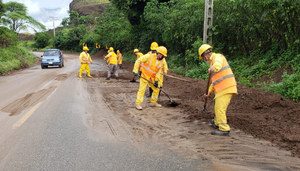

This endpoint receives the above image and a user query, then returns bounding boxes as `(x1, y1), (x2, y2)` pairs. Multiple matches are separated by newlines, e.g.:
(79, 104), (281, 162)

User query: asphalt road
(0, 52), (215, 171)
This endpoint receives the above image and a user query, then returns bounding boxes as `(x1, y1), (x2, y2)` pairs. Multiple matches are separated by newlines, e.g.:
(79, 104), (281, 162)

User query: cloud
(3, 0), (70, 33)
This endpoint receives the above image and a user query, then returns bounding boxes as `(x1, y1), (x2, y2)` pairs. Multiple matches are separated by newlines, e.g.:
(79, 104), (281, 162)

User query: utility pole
(203, 0), (213, 44)
(50, 16), (57, 48)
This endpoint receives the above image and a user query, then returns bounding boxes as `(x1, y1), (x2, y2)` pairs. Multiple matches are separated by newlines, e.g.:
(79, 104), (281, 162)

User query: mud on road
(83, 50), (300, 170)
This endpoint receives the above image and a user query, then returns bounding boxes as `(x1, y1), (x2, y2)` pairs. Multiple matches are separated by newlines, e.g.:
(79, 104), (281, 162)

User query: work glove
(133, 72), (138, 76)
(154, 81), (159, 88)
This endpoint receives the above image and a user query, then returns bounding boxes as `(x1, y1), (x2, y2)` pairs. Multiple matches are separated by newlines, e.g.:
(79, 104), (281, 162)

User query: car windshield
(44, 50), (59, 56)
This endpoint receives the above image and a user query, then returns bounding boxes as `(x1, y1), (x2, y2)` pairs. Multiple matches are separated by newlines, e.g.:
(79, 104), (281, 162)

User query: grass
(0, 46), (37, 74)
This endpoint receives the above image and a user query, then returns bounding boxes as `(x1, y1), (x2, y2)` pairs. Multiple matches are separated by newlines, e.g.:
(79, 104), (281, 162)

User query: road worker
(133, 46), (168, 110)
(79, 46), (92, 78)
(199, 44), (238, 136)
(133, 49), (144, 75)
(133, 49), (143, 59)
(146, 42), (168, 98)
(117, 50), (123, 68)
(105, 47), (119, 80)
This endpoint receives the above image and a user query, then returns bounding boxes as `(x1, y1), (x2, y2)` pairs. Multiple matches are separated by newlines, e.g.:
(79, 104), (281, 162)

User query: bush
(262, 72), (300, 102)
(0, 46), (36, 74)
(0, 26), (18, 48)
(34, 32), (51, 49)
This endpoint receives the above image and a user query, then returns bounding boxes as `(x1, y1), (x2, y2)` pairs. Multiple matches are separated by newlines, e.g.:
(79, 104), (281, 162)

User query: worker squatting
(78, 43), (238, 136)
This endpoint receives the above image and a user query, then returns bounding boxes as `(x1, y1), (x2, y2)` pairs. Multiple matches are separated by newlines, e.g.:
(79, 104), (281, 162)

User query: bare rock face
(69, 0), (109, 16)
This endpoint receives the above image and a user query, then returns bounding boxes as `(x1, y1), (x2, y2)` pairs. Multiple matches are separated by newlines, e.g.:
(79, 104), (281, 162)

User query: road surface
(0, 52), (214, 171)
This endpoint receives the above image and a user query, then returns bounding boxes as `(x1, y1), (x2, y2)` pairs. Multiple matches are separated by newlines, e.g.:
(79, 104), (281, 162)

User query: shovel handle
(139, 76), (173, 102)
(204, 73), (212, 108)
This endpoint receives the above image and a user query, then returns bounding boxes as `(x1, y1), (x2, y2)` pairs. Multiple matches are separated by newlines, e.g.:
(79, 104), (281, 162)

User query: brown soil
(87, 50), (300, 170)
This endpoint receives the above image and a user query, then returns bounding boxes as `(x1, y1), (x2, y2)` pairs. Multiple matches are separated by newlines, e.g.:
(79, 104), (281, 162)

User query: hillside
(69, 0), (110, 16)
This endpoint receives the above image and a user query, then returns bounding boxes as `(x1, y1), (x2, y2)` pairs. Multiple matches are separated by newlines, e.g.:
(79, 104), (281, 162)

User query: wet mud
(84, 50), (300, 170)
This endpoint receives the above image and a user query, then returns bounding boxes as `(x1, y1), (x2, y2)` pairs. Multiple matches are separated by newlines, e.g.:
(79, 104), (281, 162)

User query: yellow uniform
(133, 52), (163, 105)
(105, 51), (119, 79)
(79, 51), (92, 77)
(208, 53), (237, 132)
(117, 52), (123, 65)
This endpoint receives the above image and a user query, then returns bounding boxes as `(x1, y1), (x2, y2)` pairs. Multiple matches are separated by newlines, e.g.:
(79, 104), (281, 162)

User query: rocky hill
(69, 0), (110, 16)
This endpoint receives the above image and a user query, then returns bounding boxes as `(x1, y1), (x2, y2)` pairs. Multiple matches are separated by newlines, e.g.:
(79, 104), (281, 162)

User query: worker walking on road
(133, 46), (168, 110)
(199, 44), (238, 136)
(117, 50), (123, 68)
(105, 47), (119, 80)
(79, 46), (93, 78)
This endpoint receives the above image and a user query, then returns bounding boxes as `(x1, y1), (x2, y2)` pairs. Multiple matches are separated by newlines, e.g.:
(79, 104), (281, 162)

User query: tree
(110, 0), (170, 25)
(1, 2), (46, 33)
(0, 0), (4, 17)
(34, 32), (50, 48)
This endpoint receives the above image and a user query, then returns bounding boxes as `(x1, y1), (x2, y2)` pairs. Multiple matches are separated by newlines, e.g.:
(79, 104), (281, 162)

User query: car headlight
(42, 59), (47, 61)
(54, 58), (60, 61)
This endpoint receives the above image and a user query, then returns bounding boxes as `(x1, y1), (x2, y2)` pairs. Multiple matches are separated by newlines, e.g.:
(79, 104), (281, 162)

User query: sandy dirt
(78, 50), (300, 171)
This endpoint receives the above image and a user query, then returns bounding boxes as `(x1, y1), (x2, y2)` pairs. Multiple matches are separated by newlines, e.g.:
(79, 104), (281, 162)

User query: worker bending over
(79, 46), (92, 78)
(133, 46), (168, 110)
(199, 44), (238, 136)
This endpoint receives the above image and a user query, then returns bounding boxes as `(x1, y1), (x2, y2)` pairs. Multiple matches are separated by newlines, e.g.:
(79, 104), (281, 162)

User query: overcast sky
(3, 0), (73, 33)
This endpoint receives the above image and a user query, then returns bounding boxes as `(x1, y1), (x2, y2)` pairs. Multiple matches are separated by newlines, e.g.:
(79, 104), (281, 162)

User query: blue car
(41, 49), (64, 69)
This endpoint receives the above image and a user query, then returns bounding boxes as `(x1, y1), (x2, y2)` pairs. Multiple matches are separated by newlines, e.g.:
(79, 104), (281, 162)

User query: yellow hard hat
(83, 46), (89, 51)
(133, 49), (139, 53)
(109, 47), (114, 51)
(117, 50), (120, 53)
(198, 44), (213, 59)
(150, 42), (158, 50)
(157, 46), (167, 57)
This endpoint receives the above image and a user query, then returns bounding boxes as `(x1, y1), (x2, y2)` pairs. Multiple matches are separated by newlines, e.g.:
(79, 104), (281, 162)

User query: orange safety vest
(117, 53), (123, 61)
(140, 53), (163, 78)
(211, 53), (237, 93)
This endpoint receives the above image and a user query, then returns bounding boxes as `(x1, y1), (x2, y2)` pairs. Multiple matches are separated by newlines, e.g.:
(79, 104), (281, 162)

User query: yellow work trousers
(214, 93), (233, 131)
(158, 74), (164, 87)
(79, 64), (91, 77)
(119, 59), (122, 65)
(136, 78), (160, 105)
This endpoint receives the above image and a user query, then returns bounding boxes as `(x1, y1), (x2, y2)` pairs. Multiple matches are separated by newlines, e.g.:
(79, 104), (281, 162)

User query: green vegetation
(0, 46), (37, 74)
(0, 2), (45, 33)
(72, 0), (109, 10)
(1, 0), (299, 101)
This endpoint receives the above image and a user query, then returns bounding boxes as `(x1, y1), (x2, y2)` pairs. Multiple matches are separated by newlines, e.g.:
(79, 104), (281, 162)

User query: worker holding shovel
(133, 46), (168, 110)
(199, 44), (238, 136)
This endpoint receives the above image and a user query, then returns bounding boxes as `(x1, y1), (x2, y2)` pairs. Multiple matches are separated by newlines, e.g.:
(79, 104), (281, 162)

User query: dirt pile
(92, 50), (300, 158)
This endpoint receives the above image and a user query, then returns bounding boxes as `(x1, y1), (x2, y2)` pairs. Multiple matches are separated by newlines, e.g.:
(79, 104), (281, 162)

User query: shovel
(139, 76), (179, 107)
(203, 73), (212, 112)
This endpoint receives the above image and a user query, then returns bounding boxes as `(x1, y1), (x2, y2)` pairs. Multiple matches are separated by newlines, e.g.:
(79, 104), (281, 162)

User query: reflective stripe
(140, 53), (161, 75)
(213, 74), (234, 85)
(212, 65), (231, 76)
(151, 95), (158, 99)
(217, 123), (228, 126)
(137, 97), (144, 100)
